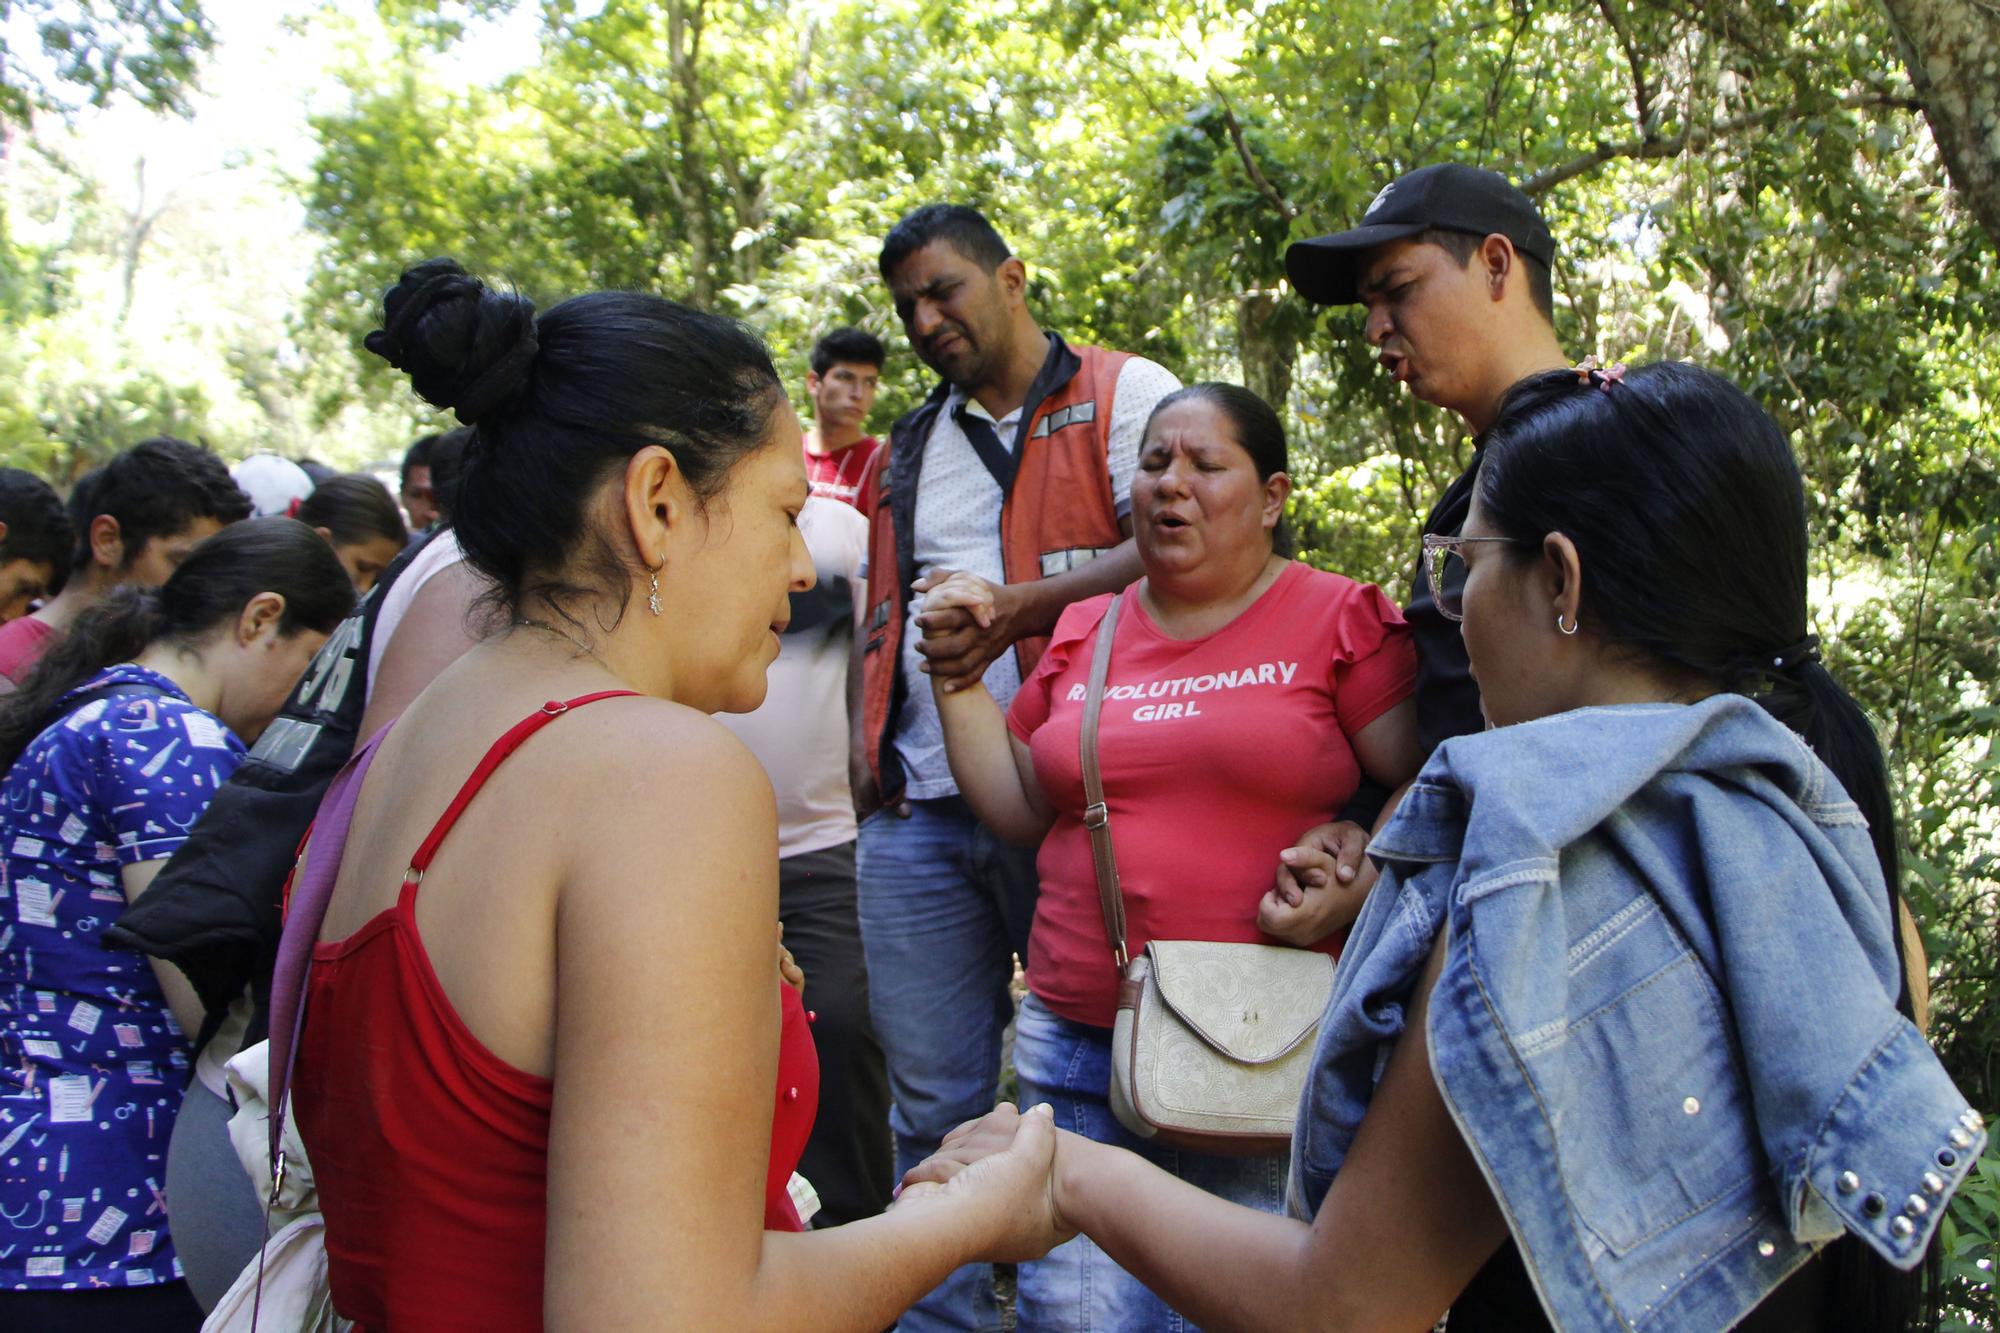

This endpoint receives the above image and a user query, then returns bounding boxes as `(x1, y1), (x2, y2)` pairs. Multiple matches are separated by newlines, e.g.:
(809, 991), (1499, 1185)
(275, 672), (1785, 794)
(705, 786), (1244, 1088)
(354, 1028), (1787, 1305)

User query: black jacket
(105, 531), (443, 1047)
(1407, 448), (1485, 754)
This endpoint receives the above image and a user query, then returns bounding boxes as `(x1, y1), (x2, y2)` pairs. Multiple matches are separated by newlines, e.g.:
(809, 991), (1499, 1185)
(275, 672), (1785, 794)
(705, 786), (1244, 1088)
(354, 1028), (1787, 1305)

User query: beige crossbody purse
(1081, 593), (1335, 1156)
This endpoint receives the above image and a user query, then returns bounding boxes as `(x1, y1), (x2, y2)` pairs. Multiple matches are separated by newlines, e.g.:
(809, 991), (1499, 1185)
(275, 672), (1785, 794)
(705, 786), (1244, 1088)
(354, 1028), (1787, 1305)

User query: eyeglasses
(1420, 532), (1519, 622)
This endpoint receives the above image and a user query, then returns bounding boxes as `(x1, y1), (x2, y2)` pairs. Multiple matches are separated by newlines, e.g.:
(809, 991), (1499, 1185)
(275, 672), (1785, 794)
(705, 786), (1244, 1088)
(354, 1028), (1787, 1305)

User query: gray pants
(166, 1081), (267, 1311)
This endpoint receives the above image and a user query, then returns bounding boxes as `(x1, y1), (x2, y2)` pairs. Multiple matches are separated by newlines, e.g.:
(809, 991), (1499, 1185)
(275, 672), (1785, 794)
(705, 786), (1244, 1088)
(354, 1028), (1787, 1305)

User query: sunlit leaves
(2, 0), (215, 123)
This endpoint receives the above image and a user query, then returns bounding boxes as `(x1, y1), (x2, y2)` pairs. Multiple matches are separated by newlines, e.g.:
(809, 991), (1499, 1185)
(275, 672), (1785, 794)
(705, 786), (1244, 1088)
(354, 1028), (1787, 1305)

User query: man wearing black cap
(1287, 163), (1570, 750)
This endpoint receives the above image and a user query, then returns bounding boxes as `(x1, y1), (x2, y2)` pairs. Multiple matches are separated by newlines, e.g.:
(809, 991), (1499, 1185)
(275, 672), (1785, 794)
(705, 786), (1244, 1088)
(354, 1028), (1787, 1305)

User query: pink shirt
(0, 614), (58, 687)
(1007, 562), (1416, 1028)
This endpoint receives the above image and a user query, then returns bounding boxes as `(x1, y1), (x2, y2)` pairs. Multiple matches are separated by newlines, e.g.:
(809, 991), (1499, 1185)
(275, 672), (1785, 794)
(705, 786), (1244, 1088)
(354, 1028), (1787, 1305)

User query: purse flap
(1145, 940), (1335, 1064)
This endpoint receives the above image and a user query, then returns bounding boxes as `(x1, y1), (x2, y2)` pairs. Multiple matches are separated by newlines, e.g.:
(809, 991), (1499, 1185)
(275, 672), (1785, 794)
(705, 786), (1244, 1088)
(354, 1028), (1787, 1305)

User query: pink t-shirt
(1006, 562), (1416, 1028)
(0, 615), (58, 687)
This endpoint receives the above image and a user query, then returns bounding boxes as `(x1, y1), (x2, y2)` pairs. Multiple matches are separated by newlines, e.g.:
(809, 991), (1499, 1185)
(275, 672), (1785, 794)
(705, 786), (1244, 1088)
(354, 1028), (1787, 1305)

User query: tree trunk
(1235, 290), (1296, 411)
(1881, 0), (2000, 248)
(665, 0), (717, 307)
(119, 157), (166, 327)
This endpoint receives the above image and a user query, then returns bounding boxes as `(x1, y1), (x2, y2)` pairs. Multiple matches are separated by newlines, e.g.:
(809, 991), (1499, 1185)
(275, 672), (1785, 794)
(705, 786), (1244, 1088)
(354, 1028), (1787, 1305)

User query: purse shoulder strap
(1079, 593), (1129, 968)
(249, 721), (385, 1333)
(265, 724), (386, 1169)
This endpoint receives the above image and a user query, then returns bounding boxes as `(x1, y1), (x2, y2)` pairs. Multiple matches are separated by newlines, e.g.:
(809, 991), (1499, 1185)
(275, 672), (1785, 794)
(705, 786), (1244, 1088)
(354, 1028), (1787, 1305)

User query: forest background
(1, 0), (1996, 1321)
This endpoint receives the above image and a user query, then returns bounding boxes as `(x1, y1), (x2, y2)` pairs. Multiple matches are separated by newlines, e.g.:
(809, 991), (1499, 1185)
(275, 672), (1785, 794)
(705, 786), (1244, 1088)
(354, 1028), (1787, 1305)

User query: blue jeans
(856, 796), (1040, 1333)
(1013, 993), (1288, 1332)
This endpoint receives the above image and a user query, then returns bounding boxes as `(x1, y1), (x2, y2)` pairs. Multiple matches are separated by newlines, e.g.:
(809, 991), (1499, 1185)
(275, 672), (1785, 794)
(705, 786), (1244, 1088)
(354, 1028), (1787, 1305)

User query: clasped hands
(914, 569), (1018, 693)
(1260, 819), (1379, 945)
(895, 1102), (1076, 1262)
(777, 923), (805, 993)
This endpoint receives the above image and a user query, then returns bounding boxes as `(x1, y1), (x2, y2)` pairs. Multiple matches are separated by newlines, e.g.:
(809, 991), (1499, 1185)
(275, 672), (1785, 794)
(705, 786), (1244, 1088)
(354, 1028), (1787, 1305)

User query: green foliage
(1942, 1131), (2000, 1330)
(0, 3), (217, 465)
(0, 0), (216, 123)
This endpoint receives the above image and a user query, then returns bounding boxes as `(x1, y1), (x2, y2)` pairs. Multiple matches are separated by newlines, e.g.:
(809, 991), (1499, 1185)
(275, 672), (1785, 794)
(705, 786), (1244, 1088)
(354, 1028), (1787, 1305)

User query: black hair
(293, 474), (408, 549)
(0, 468), (74, 575)
(810, 327), (886, 376)
(1477, 361), (1930, 1331)
(879, 204), (1013, 280)
(1419, 227), (1555, 323)
(363, 258), (784, 626)
(66, 438), (252, 576)
(426, 427), (473, 523)
(1141, 383), (1295, 558)
(295, 458), (340, 487)
(1479, 363), (1898, 889)
(0, 518), (355, 769)
(401, 434), (439, 488)
(62, 468), (105, 591)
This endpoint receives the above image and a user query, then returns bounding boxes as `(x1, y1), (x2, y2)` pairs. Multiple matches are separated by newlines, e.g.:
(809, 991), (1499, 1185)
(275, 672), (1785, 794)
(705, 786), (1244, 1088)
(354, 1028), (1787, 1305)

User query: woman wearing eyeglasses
(912, 361), (1978, 1332)
(918, 382), (1426, 1329)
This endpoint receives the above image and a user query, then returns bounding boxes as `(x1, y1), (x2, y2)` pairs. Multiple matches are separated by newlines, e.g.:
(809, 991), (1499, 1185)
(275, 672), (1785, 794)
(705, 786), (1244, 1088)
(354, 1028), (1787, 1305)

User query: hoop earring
(648, 565), (663, 618)
(1556, 611), (1579, 636)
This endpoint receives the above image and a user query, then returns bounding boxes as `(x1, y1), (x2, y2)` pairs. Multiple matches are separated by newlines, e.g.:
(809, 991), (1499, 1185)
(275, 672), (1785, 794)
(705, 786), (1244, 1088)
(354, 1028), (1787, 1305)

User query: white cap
(230, 455), (315, 518)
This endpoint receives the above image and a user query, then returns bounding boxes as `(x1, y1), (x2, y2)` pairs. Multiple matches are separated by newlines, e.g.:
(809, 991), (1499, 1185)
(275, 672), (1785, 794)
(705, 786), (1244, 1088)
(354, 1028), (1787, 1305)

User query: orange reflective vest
(861, 335), (1130, 798)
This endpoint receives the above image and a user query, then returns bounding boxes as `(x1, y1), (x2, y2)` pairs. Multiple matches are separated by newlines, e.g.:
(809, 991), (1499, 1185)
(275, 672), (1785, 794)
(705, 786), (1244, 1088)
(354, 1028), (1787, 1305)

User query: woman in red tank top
(289, 260), (1066, 1331)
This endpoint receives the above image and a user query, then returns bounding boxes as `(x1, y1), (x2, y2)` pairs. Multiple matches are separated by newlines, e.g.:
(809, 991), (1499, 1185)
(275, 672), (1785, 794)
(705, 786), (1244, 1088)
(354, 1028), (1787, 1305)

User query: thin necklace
(511, 616), (607, 666)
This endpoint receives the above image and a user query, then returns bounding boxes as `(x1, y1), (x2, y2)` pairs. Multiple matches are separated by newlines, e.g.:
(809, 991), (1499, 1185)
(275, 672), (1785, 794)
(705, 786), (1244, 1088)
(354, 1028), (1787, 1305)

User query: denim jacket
(1291, 695), (1984, 1331)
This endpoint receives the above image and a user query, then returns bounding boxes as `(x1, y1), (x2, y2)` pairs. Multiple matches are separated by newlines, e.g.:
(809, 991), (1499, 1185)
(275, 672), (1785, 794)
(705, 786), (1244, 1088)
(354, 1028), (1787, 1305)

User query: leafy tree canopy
(1, 0), (215, 123)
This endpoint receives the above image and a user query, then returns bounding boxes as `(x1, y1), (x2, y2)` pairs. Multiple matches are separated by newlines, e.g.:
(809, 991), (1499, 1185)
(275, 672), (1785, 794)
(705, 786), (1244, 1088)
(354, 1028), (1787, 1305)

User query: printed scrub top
(0, 665), (245, 1292)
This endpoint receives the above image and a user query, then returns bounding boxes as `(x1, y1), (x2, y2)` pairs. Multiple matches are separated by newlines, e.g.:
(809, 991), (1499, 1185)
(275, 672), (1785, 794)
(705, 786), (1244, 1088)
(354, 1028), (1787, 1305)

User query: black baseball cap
(1286, 164), (1556, 306)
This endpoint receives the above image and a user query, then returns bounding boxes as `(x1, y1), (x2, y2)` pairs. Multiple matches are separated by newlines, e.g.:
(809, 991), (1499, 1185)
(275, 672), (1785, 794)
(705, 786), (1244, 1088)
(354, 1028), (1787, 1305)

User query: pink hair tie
(286, 497), (303, 518)
(1572, 356), (1627, 392)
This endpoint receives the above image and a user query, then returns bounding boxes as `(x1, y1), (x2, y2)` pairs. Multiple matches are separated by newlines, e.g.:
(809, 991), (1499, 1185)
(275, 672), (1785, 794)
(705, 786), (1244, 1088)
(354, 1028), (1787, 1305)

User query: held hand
(777, 924), (805, 993)
(916, 569), (999, 627)
(913, 569), (1023, 692)
(849, 749), (883, 819)
(850, 765), (881, 819)
(849, 743), (911, 819)
(896, 1103), (1073, 1262)
(900, 1104), (1027, 1190)
(1276, 821), (1373, 895)
(1259, 821), (1378, 946)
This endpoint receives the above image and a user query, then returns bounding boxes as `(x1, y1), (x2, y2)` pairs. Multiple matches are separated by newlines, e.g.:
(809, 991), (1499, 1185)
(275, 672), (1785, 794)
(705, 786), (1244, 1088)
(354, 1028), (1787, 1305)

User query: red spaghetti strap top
(292, 693), (820, 1332)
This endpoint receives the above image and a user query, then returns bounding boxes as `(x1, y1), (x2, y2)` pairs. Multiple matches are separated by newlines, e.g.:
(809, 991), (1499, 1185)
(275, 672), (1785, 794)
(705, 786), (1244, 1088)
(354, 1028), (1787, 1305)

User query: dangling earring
(648, 565), (663, 617)
(1556, 611), (1579, 636)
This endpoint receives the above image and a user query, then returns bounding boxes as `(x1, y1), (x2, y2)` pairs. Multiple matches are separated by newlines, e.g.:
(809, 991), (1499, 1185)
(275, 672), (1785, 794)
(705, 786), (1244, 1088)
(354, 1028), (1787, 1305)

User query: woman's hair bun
(363, 258), (539, 423)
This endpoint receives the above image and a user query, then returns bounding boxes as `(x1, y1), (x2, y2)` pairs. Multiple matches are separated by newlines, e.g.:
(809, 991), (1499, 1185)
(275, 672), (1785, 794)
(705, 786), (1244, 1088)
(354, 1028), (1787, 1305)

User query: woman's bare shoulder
(535, 695), (777, 860)
(550, 693), (766, 785)
(547, 698), (779, 944)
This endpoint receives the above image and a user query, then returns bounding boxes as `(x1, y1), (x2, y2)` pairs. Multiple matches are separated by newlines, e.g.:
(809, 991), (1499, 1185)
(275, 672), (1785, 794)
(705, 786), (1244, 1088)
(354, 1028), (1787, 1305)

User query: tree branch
(1207, 81), (1297, 223)
(1520, 90), (1923, 196)
(1475, 10), (1525, 161)
(1094, 42), (1175, 124)
(1591, 0), (1654, 134)
(1409, 38), (1439, 150)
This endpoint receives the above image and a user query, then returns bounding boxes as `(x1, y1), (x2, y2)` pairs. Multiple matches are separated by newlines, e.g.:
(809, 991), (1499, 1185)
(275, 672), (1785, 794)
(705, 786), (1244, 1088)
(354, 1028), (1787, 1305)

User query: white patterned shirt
(895, 354), (1181, 798)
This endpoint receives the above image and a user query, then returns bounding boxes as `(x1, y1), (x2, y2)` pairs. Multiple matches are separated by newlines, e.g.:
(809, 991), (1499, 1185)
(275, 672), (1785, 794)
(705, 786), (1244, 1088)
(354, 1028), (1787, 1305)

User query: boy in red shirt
(802, 327), (886, 514)
(0, 468), (71, 625)
(0, 439), (249, 691)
